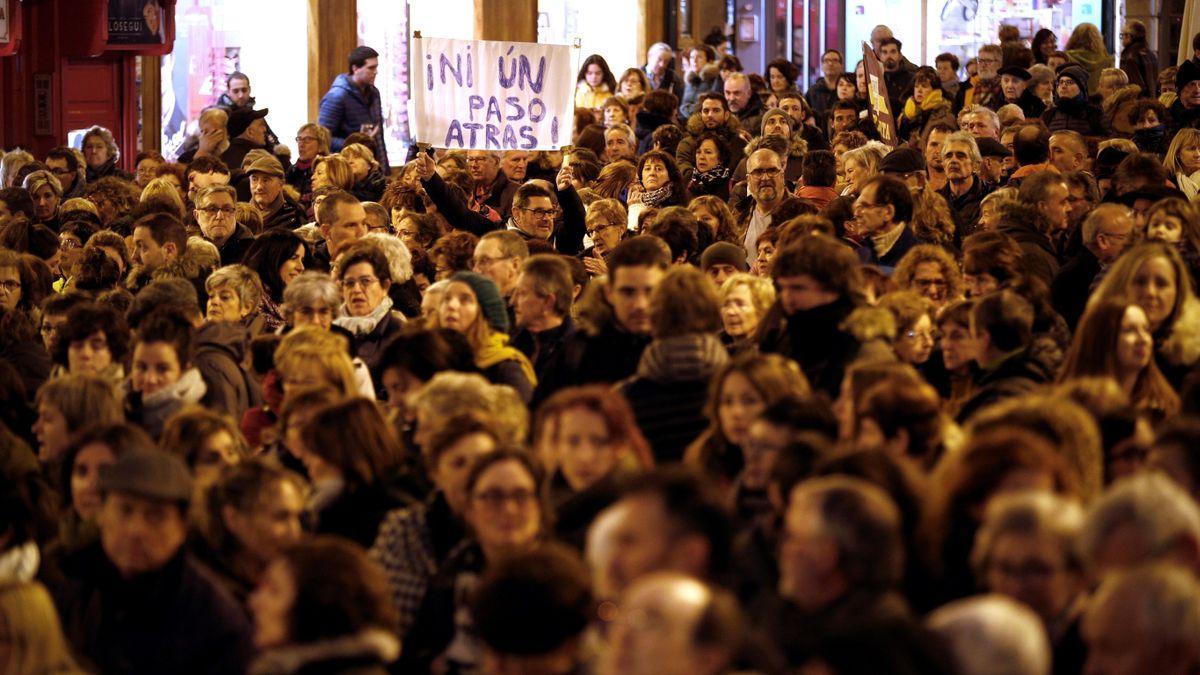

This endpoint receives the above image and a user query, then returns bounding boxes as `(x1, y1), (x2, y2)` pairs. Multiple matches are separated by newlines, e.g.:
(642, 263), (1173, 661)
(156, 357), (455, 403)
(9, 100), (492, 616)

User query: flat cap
(99, 450), (193, 504)
(245, 153), (285, 178)
(975, 137), (1011, 158)
(879, 147), (926, 174)
(700, 242), (749, 271)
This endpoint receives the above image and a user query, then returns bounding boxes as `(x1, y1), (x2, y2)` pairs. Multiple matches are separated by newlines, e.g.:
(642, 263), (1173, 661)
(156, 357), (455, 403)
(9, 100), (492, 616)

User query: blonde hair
(719, 273), (775, 316)
(205, 264), (265, 316)
(274, 327), (359, 397)
(313, 155), (355, 190)
(0, 582), (84, 674)
(1065, 23), (1108, 56)
(140, 177), (186, 219)
(297, 122), (331, 154)
(1164, 128), (1200, 176)
(412, 371), (529, 445)
(341, 143), (380, 171)
(1099, 67), (1128, 89)
(36, 374), (124, 435)
(1097, 138), (1138, 154)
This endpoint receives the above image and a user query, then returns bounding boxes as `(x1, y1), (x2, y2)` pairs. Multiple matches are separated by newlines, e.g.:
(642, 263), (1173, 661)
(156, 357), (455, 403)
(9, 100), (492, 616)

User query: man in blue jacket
(319, 46), (389, 173)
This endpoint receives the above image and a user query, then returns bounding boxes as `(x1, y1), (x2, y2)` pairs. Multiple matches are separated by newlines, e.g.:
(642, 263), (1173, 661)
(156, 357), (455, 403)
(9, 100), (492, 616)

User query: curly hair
(429, 230), (479, 279)
(82, 177), (141, 222)
(892, 244), (963, 301)
(52, 302), (130, 368)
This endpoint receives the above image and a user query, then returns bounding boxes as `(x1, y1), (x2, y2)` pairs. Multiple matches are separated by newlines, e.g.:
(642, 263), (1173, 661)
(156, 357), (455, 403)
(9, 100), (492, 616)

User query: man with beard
(738, 149), (803, 258)
(937, 131), (992, 240)
(217, 72), (280, 149)
(879, 38), (915, 117)
(954, 44), (1004, 113)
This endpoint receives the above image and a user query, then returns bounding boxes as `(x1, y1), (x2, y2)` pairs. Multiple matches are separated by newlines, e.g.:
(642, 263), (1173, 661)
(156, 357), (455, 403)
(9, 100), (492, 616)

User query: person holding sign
(319, 46), (389, 173)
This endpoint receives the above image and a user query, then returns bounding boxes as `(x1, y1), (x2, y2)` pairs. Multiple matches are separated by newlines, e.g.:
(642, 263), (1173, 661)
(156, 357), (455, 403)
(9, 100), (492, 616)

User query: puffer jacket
(1042, 96), (1106, 136)
(318, 73), (389, 171)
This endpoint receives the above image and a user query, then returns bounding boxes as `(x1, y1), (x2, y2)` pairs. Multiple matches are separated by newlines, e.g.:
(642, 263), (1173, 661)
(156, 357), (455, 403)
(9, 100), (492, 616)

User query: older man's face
(724, 79), (752, 113)
(747, 152), (784, 205)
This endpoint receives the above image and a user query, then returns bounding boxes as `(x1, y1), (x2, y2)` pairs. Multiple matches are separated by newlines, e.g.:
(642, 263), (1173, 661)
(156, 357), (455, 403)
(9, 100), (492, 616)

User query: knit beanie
(1055, 64), (1090, 96)
(760, 108), (792, 135)
(450, 271), (509, 333)
(700, 242), (749, 272)
(1177, 60), (1200, 94)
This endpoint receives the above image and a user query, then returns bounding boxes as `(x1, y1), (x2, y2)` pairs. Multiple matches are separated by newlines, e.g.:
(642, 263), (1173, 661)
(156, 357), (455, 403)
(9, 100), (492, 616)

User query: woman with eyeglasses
(331, 242), (406, 394)
(878, 291), (937, 368)
(399, 449), (547, 673)
(581, 198), (627, 276)
(287, 123), (330, 211)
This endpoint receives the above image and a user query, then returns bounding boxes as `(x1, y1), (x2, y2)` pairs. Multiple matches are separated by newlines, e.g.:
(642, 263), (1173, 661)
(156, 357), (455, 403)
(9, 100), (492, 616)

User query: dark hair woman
(633, 149), (684, 208)
(249, 536), (400, 673)
(575, 54), (618, 112)
(243, 228), (307, 332)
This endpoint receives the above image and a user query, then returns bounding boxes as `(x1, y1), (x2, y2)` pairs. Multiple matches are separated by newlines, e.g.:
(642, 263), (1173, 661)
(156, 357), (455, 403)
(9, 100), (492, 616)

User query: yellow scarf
(476, 332), (537, 386)
(903, 89), (946, 120)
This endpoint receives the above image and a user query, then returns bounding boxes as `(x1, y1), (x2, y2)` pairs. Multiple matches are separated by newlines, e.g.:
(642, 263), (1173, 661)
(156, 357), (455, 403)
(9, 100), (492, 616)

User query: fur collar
(744, 130), (808, 159)
(686, 111), (742, 137)
(249, 629), (400, 675)
(1160, 297), (1200, 367)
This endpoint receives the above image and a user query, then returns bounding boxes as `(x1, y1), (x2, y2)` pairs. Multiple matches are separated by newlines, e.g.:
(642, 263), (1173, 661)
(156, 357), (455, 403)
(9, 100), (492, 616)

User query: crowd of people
(3, 20), (1200, 674)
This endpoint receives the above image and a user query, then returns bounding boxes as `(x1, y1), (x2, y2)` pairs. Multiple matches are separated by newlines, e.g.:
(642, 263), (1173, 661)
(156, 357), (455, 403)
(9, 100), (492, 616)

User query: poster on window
(0, 0), (9, 44)
(108, 0), (166, 45)
(862, 42), (899, 147)
(409, 36), (577, 151)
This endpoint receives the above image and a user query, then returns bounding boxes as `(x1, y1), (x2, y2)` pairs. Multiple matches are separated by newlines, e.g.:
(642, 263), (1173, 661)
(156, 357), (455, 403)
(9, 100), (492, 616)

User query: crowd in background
(3, 22), (1200, 675)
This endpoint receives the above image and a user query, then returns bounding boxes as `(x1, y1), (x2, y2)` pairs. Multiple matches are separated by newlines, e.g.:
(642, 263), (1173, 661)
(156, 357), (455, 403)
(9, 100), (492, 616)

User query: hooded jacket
(318, 73), (389, 172)
(1042, 65), (1106, 136)
(675, 111), (748, 174)
(1065, 48), (1114, 94)
(127, 367), (208, 438)
(1102, 84), (1144, 137)
(194, 321), (262, 421)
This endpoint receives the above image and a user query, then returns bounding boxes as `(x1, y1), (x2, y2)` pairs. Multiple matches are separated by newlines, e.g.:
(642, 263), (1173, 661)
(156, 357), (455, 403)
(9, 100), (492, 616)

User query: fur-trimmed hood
(685, 110), (743, 138)
(124, 238), (218, 296)
(743, 129), (809, 160)
(249, 629), (400, 675)
(687, 62), (722, 86)
(1102, 84), (1143, 135)
(1160, 297), (1200, 368)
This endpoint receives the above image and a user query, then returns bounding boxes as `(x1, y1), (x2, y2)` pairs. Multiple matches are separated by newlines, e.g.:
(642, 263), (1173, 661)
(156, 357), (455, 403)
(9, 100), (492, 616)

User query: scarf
(966, 76), (1001, 110)
(1177, 170), (1200, 202)
(902, 89), (946, 120)
(476, 332), (537, 386)
(690, 166), (730, 190)
(636, 333), (730, 383)
(0, 541), (39, 582)
(640, 183), (674, 208)
(334, 295), (395, 337)
(872, 221), (908, 259)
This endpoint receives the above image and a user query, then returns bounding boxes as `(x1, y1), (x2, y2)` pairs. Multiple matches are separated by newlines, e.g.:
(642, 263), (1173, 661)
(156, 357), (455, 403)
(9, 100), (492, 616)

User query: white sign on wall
(409, 36), (576, 150)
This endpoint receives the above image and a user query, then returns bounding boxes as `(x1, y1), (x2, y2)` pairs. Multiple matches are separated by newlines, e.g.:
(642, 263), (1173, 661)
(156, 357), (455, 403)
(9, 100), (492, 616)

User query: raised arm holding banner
(409, 36), (576, 151)
(862, 42), (899, 147)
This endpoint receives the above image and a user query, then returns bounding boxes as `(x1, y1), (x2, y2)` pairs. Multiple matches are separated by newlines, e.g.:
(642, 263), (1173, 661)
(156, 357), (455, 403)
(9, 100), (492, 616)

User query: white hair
(1086, 564), (1200, 663)
(604, 123), (637, 147)
(361, 232), (414, 284)
(1078, 473), (1200, 575)
(928, 595), (1051, 675)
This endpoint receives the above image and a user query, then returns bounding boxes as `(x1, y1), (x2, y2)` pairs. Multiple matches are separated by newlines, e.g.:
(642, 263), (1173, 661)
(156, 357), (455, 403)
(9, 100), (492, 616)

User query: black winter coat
(1042, 97), (1106, 136)
(955, 346), (1056, 423)
(52, 542), (254, 675)
(194, 321), (262, 421)
(758, 297), (861, 398)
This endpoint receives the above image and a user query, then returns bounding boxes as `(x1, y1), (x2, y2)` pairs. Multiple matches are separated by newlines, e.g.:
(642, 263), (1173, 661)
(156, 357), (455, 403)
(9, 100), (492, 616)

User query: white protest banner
(410, 36), (576, 151)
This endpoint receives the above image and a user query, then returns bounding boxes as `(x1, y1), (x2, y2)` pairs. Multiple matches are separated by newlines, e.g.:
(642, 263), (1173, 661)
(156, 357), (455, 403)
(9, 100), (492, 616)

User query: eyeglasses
(466, 156), (493, 165)
(587, 222), (621, 236)
(977, 57), (1000, 65)
(853, 201), (886, 212)
(748, 168), (782, 179)
(904, 329), (936, 341)
(472, 255), (511, 269)
(51, 168), (74, 176)
(199, 205), (236, 216)
(520, 207), (557, 219)
(59, 237), (81, 250)
(295, 136), (319, 143)
(340, 276), (379, 290)
(472, 488), (537, 509)
(0, 280), (21, 293)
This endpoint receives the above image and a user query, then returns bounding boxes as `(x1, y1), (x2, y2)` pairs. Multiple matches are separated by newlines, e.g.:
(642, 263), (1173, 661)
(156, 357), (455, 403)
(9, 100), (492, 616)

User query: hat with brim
(98, 450), (193, 504)
(998, 66), (1032, 81)
(975, 137), (1011, 159)
(879, 147), (927, 174)
(700, 242), (749, 271)
(245, 154), (285, 178)
(227, 107), (269, 138)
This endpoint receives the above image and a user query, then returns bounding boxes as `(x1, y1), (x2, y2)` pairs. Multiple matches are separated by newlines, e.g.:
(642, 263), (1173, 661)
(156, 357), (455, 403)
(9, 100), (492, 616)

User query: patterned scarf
(690, 166), (730, 191)
(640, 183), (674, 208)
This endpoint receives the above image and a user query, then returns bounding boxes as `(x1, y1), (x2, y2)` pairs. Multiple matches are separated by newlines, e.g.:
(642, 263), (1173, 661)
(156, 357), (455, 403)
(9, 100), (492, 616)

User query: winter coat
(85, 156), (133, 183)
(1066, 49), (1114, 94)
(645, 65), (685, 100)
(262, 194), (307, 231)
(680, 64), (722, 118)
(537, 311), (652, 399)
(397, 540), (488, 673)
(249, 630), (399, 675)
(334, 305), (406, 394)
(318, 73), (389, 171)
(574, 81), (613, 111)
(1153, 297), (1200, 390)
(213, 223), (256, 266)
(806, 76), (838, 119)
(675, 111), (749, 174)
(1120, 39), (1159, 98)
(216, 93), (282, 148)
(420, 172), (502, 238)
(369, 492), (465, 638)
(127, 367), (207, 439)
(937, 176), (992, 241)
(758, 296), (861, 398)
(898, 90), (953, 142)
(1051, 248), (1101, 328)
(513, 317), (578, 407)
(314, 480), (412, 550)
(52, 541), (254, 675)
(618, 334), (730, 463)
(953, 76), (1003, 113)
(734, 95), (766, 142)
(1042, 97), (1107, 137)
(1013, 88), (1048, 119)
(194, 321), (262, 421)
(997, 219), (1060, 286)
(351, 168), (387, 203)
(220, 137), (271, 174)
(955, 347), (1056, 423)
(1169, 98), (1200, 134)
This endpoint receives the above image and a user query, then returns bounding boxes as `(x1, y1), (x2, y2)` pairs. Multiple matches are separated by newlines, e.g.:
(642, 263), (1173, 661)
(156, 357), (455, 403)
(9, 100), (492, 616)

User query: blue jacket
(318, 73), (389, 171)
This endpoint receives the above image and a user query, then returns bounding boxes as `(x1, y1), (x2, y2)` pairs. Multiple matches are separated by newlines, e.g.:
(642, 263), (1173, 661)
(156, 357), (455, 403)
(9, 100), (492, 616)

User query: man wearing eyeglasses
(953, 44), (1004, 114)
(195, 184), (254, 266)
(853, 175), (919, 271)
(473, 230), (528, 307)
(738, 148), (802, 258)
(465, 150), (518, 221)
(1052, 204), (1134, 327)
(247, 154), (304, 231)
(508, 180), (587, 257)
(45, 146), (86, 199)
